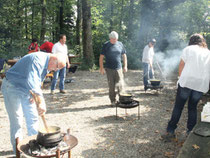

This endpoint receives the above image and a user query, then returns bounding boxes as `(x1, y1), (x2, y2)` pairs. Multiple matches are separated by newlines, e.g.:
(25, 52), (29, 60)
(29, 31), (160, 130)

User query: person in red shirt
(28, 38), (39, 53)
(40, 41), (54, 53)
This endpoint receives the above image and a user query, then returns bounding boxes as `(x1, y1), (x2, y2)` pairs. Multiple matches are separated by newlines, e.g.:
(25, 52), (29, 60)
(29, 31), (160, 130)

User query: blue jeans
(167, 85), (203, 133)
(51, 67), (66, 91)
(143, 62), (153, 87)
(1, 78), (39, 153)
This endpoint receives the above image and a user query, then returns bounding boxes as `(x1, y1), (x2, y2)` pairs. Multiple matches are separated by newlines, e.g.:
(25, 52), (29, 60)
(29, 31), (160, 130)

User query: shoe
(110, 101), (116, 107)
(51, 90), (54, 94)
(60, 90), (66, 94)
(186, 130), (192, 137)
(144, 85), (148, 91)
(161, 132), (176, 142)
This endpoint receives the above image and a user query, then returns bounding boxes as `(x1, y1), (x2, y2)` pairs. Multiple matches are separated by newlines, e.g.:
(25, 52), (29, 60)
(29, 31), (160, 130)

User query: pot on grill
(119, 93), (133, 104)
(36, 126), (62, 148)
(150, 79), (161, 86)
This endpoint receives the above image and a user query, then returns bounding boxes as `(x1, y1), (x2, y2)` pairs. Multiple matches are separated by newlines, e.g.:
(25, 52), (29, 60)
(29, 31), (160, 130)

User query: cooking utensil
(30, 90), (49, 133)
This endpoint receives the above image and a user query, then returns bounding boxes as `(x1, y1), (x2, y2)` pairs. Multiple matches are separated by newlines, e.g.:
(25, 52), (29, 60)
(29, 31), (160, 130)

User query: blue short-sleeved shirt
(101, 41), (126, 70)
(5, 52), (50, 96)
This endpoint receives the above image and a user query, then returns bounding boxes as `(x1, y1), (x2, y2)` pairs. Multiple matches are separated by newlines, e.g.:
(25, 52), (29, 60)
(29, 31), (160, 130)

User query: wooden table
(7, 59), (19, 66)
(68, 54), (81, 65)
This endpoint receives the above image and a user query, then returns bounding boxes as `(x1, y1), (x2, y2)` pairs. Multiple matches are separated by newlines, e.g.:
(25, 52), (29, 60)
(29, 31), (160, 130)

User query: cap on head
(109, 31), (119, 39)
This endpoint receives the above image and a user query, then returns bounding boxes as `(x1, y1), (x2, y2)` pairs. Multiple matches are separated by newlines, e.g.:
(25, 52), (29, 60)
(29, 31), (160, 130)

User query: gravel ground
(0, 70), (206, 158)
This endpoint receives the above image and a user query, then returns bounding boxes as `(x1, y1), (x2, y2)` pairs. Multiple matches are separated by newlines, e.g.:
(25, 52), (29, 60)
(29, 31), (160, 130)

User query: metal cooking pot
(36, 126), (62, 148)
(150, 79), (161, 86)
(119, 93), (133, 104)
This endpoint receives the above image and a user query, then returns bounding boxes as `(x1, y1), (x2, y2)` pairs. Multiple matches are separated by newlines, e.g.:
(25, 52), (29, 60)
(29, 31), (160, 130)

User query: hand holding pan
(30, 90), (49, 133)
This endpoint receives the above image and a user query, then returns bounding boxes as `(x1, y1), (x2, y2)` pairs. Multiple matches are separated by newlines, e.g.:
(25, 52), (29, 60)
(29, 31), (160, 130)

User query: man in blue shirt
(99, 31), (127, 106)
(1, 52), (66, 154)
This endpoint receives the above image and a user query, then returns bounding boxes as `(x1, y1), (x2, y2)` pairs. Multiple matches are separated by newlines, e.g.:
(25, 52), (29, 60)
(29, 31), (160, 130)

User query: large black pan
(36, 126), (62, 148)
(119, 93), (133, 104)
(150, 79), (161, 86)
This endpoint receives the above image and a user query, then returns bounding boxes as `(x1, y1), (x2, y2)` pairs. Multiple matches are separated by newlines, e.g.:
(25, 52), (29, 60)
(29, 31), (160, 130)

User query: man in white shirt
(142, 39), (156, 90)
(51, 34), (70, 94)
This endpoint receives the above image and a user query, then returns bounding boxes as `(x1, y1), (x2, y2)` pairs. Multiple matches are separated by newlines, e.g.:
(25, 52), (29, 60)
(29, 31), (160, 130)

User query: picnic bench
(177, 121), (210, 158)
(68, 54), (81, 65)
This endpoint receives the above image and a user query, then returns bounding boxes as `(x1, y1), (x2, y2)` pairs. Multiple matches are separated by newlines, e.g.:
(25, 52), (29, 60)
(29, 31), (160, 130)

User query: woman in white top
(162, 34), (210, 141)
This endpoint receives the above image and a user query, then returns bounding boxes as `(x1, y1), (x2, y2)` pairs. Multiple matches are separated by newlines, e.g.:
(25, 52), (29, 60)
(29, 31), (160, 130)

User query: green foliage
(0, 0), (209, 70)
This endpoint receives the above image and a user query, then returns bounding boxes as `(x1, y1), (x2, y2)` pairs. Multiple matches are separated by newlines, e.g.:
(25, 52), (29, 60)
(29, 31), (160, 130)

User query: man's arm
(99, 54), (105, 75)
(122, 54), (127, 72)
(178, 59), (185, 77)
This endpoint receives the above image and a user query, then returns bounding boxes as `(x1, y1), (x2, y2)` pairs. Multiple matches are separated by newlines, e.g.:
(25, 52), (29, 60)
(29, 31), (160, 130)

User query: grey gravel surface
(0, 70), (205, 158)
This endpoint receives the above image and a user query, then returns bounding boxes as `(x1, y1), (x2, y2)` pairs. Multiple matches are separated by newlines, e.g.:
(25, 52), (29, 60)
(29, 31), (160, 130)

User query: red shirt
(40, 41), (54, 53)
(28, 42), (39, 51)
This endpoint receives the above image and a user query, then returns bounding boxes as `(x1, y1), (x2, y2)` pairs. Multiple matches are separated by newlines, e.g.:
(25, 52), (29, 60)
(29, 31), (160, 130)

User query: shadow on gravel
(0, 150), (13, 156)
(95, 115), (138, 124)
(81, 81), (187, 158)
(46, 104), (112, 114)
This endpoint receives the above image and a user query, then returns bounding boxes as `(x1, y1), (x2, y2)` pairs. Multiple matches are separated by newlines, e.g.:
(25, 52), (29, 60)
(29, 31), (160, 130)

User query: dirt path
(0, 70), (204, 158)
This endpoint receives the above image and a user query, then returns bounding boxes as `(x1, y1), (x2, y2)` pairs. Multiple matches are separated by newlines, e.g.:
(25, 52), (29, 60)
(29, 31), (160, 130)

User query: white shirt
(178, 45), (210, 93)
(142, 45), (154, 64)
(52, 42), (68, 55)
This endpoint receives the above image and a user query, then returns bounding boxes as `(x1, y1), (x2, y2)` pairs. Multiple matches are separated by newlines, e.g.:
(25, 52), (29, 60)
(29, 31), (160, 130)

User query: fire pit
(16, 129), (78, 158)
(116, 94), (140, 120)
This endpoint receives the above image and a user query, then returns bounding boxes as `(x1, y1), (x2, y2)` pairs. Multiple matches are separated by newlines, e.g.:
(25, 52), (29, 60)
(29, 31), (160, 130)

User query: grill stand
(16, 130), (77, 158)
(145, 84), (164, 92)
(115, 101), (140, 120)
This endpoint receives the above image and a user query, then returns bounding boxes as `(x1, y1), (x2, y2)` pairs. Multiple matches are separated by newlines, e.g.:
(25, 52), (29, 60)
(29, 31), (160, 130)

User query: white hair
(109, 31), (118, 39)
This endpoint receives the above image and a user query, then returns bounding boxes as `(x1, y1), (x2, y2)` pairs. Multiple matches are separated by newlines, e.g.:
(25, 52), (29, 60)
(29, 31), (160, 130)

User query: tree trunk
(109, 1), (114, 32)
(76, 0), (82, 46)
(138, 0), (187, 49)
(82, 0), (94, 68)
(127, 0), (134, 39)
(55, 5), (60, 40)
(59, 0), (64, 34)
(32, 0), (35, 39)
(24, 0), (28, 40)
(138, 0), (154, 48)
(40, 0), (47, 43)
(119, 0), (124, 35)
(15, 0), (21, 41)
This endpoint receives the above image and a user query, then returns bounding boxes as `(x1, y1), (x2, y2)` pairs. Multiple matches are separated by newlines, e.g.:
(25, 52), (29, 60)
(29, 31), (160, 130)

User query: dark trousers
(167, 85), (203, 133)
(143, 62), (153, 87)
(105, 68), (124, 103)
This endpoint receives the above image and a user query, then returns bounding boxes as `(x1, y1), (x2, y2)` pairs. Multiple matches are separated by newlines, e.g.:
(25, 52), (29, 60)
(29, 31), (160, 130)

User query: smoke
(154, 49), (182, 79)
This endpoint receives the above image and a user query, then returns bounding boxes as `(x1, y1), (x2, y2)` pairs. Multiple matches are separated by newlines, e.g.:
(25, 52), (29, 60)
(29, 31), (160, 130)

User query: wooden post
(68, 150), (71, 158)
(56, 148), (60, 158)
(16, 137), (20, 158)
